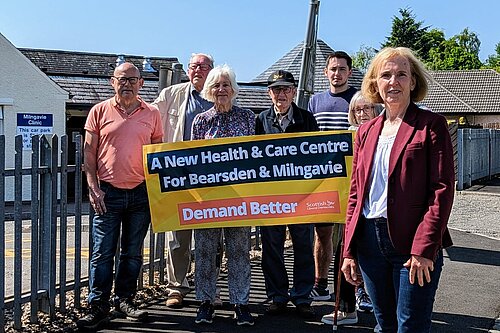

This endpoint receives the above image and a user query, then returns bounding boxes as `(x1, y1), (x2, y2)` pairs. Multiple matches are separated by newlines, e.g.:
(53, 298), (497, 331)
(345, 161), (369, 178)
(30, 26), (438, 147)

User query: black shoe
(234, 304), (255, 326)
(115, 298), (148, 321)
(266, 301), (287, 315)
(296, 303), (315, 319)
(310, 285), (332, 301)
(77, 302), (110, 330)
(195, 301), (215, 324)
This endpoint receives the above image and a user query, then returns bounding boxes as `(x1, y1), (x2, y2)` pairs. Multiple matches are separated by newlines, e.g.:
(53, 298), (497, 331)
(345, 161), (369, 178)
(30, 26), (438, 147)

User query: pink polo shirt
(85, 97), (163, 189)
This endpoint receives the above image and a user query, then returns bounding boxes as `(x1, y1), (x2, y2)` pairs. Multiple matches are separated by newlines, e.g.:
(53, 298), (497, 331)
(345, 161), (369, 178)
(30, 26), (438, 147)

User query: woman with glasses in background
(348, 91), (383, 130)
(350, 91), (383, 333)
(322, 91), (383, 328)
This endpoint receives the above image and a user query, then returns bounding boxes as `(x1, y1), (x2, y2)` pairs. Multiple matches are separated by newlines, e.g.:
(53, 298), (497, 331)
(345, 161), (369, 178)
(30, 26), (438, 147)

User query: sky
(1, 0), (499, 82)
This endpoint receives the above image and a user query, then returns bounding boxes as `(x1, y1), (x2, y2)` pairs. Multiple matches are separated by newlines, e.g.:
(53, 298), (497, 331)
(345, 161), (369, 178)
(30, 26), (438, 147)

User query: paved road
(4, 178), (499, 331)
(95, 228), (499, 333)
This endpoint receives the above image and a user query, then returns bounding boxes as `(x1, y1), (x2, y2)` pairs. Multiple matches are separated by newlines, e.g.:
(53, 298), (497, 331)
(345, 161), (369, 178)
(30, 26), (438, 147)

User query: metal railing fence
(1, 133), (260, 332)
(0, 134), (172, 332)
(457, 128), (500, 190)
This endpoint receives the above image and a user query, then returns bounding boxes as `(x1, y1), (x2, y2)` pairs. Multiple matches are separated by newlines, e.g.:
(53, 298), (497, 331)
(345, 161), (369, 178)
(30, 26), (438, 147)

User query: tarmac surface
(92, 228), (499, 333)
(5, 177), (499, 332)
(464, 176), (500, 195)
(91, 176), (500, 332)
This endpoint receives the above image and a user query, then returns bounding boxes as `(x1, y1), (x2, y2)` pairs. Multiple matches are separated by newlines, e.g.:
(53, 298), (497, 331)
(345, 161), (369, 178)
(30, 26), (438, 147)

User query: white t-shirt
(363, 134), (396, 219)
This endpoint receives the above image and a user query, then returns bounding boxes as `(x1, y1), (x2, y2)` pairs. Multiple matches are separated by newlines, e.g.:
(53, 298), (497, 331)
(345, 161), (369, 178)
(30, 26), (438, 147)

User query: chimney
(116, 54), (125, 68)
(142, 57), (156, 72)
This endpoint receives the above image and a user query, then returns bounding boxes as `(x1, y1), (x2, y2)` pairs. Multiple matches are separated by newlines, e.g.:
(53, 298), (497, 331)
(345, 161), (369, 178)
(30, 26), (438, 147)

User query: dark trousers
(261, 224), (315, 305)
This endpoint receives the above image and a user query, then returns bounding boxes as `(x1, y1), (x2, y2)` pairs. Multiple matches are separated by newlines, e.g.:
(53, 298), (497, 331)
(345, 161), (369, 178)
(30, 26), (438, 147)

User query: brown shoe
(166, 294), (184, 308)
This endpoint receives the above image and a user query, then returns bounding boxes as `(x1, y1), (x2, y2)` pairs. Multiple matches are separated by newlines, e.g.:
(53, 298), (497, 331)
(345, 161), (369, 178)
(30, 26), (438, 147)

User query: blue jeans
(261, 224), (314, 305)
(356, 217), (443, 333)
(88, 181), (151, 305)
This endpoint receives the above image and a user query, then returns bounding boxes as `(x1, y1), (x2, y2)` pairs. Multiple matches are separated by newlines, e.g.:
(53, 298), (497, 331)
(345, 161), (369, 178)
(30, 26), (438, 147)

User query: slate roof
(240, 39), (366, 111)
(17, 46), (500, 117)
(249, 40), (500, 116)
(252, 39), (364, 92)
(19, 48), (187, 80)
(19, 48), (191, 108)
(51, 76), (160, 105)
(236, 86), (271, 112)
(423, 70), (500, 114)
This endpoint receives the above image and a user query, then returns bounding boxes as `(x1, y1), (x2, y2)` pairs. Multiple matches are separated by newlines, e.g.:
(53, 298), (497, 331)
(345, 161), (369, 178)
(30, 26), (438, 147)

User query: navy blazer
(344, 103), (454, 261)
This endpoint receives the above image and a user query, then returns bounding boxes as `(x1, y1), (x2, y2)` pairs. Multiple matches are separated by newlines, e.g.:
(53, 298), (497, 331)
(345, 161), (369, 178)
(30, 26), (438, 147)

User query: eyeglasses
(113, 76), (140, 85)
(355, 105), (375, 113)
(270, 86), (293, 94)
(188, 63), (212, 71)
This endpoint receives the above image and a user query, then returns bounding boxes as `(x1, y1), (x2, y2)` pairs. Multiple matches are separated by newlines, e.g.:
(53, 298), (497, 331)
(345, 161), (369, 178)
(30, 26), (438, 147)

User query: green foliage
(426, 28), (482, 70)
(427, 40), (482, 70)
(484, 42), (500, 72)
(383, 8), (484, 70)
(420, 28), (446, 58)
(455, 28), (481, 55)
(352, 45), (378, 73)
(382, 8), (433, 62)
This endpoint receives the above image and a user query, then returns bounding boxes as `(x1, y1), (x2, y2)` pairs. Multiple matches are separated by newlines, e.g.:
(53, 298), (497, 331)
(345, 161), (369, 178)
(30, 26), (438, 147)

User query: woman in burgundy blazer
(341, 47), (455, 333)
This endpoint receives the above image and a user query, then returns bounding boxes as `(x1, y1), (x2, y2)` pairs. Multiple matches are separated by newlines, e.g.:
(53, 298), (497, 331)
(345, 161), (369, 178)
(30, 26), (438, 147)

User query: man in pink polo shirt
(77, 62), (163, 331)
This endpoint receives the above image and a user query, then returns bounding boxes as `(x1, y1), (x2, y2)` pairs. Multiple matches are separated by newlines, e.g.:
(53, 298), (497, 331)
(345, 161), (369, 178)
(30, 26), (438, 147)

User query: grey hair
(348, 91), (383, 126)
(189, 53), (214, 67)
(201, 64), (239, 104)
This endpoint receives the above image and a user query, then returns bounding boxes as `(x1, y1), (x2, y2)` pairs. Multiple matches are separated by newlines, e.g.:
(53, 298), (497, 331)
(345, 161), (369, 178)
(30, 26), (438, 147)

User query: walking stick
(333, 224), (345, 332)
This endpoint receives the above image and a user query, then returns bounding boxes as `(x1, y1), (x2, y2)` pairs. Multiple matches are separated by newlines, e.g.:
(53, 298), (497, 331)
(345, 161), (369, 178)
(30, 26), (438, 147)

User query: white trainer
(321, 311), (358, 325)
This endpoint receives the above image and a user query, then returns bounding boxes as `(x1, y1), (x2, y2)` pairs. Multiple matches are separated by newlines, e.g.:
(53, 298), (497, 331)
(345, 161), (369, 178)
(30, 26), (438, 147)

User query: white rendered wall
(0, 33), (68, 201)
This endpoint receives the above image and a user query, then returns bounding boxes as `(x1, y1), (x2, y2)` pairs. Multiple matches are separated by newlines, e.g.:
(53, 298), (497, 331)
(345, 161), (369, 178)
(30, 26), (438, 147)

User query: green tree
(352, 45), (378, 73)
(382, 8), (483, 70)
(484, 42), (500, 72)
(382, 8), (433, 61)
(427, 41), (482, 70)
(455, 27), (481, 55)
(427, 28), (482, 70)
(420, 28), (446, 58)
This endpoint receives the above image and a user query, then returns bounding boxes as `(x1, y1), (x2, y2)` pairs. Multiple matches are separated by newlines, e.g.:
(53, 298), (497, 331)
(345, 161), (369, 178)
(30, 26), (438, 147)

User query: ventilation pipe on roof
(116, 55), (126, 68)
(171, 63), (183, 85)
(143, 57), (156, 72)
(158, 65), (171, 93)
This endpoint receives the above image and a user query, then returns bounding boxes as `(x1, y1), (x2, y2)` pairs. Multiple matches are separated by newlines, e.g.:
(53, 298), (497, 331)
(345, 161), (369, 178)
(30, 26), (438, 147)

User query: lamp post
(296, 0), (320, 109)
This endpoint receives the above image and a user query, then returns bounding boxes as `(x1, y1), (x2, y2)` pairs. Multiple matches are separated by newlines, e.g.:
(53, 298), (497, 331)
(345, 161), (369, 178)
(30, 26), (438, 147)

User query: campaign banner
(143, 131), (354, 232)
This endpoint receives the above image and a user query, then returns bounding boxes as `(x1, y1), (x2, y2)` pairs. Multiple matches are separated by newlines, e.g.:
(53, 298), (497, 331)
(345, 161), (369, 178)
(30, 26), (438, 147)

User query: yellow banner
(143, 131), (354, 232)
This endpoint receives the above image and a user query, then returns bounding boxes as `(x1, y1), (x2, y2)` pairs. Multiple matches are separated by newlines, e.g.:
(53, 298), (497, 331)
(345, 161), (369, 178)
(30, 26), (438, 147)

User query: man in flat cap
(255, 70), (319, 319)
